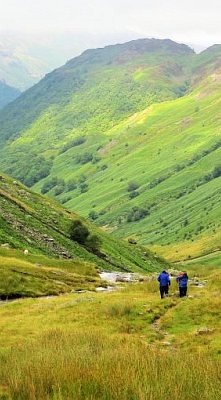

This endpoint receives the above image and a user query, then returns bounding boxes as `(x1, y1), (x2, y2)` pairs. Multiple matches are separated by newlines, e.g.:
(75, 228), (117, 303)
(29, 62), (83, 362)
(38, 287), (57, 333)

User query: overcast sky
(0, 0), (221, 48)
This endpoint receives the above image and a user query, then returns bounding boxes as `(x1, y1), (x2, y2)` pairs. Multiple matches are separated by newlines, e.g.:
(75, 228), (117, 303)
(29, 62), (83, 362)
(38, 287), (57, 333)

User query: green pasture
(0, 265), (220, 399)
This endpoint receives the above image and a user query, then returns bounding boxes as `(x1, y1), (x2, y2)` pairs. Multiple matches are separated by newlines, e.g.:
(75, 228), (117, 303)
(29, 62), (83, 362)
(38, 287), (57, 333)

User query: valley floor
(0, 262), (220, 400)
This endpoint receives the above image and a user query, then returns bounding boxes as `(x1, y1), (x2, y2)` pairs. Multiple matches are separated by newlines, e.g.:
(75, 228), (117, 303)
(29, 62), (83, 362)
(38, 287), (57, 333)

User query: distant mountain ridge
(0, 80), (20, 109)
(1, 38), (221, 260)
(0, 31), (143, 91)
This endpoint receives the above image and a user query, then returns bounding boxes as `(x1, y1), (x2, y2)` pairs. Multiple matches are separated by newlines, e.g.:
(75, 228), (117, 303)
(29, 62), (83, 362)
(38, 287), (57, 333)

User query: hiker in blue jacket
(176, 272), (189, 297)
(157, 270), (171, 299)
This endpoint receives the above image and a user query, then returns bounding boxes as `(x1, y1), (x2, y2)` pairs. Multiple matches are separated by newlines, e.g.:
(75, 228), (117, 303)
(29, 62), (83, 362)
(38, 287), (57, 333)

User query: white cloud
(0, 0), (221, 47)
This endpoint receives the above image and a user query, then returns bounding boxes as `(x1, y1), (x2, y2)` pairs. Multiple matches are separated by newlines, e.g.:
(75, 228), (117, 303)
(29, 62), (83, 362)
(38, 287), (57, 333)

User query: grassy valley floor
(0, 262), (220, 400)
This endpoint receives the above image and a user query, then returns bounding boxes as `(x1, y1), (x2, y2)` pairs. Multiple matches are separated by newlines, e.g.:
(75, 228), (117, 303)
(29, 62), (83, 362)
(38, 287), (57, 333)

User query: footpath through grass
(0, 266), (220, 400)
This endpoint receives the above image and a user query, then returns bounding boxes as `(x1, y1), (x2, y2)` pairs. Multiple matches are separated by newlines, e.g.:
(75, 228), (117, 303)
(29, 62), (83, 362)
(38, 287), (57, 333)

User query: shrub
(85, 234), (102, 252)
(66, 179), (77, 192)
(60, 136), (86, 153)
(88, 211), (99, 220)
(76, 152), (93, 165)
(54, 183), (65, 196)
(24, 157), (52, 187)
(127, 181), (140, 192)
(99, 209), (106, 216)
(183, 218), (189, 227)
(92, 156), (101, 164)
(100, 164), (108, 171)
(41, 177), (59, 194)
(129, 190), (139, 199)
(78, 175), (86, 183)
(211, 166), (221, 179)
(127, 207), (149, 222)
(80, 183), (88, 193)
(60, 196), (72, 204)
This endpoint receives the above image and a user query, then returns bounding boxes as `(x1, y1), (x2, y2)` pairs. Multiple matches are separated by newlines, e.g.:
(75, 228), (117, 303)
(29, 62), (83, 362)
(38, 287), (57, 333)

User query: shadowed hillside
(0, 173), (166, 274)
(0, 81), (20, 109)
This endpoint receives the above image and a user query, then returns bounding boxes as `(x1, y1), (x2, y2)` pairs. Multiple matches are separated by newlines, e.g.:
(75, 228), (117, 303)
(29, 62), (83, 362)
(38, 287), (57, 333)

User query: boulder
(1, 243), (10, 248)
(128, 238), (137, 245)
(196, 327), (214, 335)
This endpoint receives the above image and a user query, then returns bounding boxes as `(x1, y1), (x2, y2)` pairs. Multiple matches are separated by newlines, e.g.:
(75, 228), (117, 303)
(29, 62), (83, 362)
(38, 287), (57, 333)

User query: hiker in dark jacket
(176, 272), (189, 297)
(157, 270), (171, 299)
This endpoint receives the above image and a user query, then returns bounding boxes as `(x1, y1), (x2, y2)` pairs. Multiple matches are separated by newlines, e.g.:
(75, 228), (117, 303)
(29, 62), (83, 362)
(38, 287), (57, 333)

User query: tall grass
(0, 329), (220, 400)
(0, 274), (220, 400)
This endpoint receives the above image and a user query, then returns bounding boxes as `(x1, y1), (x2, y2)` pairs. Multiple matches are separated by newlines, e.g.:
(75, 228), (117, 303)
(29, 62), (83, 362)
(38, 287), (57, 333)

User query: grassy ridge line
(0, 173), (167, 273)
(0, 264), (220, 399)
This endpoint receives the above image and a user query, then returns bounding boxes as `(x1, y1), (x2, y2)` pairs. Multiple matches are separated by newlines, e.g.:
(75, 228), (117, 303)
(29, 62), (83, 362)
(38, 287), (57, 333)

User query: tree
(69, 220), (89, 244)
(69, 220), (102, 252)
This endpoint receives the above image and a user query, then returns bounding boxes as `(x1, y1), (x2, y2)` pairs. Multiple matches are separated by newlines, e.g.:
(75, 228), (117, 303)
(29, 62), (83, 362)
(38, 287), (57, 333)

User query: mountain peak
(67, 37), (194, 67)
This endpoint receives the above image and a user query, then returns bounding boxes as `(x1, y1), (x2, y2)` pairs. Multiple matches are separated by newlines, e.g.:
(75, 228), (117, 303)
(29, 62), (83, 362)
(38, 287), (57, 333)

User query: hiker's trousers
(179, 287), (187, 297)
(160, 285), (169, 299)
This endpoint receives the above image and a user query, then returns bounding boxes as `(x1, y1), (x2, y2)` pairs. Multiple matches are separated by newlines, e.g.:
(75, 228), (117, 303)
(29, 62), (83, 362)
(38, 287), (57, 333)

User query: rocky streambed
(99, 271), (152, 283)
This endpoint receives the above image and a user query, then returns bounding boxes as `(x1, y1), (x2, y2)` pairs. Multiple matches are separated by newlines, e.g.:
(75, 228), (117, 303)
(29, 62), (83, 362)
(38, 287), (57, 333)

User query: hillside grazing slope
(1, 40), (221, 260)
(0, 173), (166, 275)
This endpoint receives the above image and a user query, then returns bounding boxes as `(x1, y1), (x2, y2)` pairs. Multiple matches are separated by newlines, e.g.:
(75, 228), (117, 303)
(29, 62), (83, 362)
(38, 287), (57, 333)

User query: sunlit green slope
(58, 70), (221, 261)
(0, 39), (193, 183)
(1, 40), (221, 260)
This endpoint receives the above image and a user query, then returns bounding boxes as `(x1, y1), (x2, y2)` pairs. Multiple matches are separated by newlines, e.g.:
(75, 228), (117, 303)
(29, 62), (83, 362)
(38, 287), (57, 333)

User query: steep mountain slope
(0, 173), (166, 273)
(0, 80), (20, 109)
(0, 39), (193, 166)
(1, 39), (221, 261)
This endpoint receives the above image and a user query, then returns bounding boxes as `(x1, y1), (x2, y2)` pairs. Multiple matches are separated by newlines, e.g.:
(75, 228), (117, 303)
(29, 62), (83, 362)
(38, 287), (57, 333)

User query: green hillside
(0, 39), (193, 145)
(0, 81), (20, 109)
(0, 172), (166, 275)
(1, 39), (221, 261)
